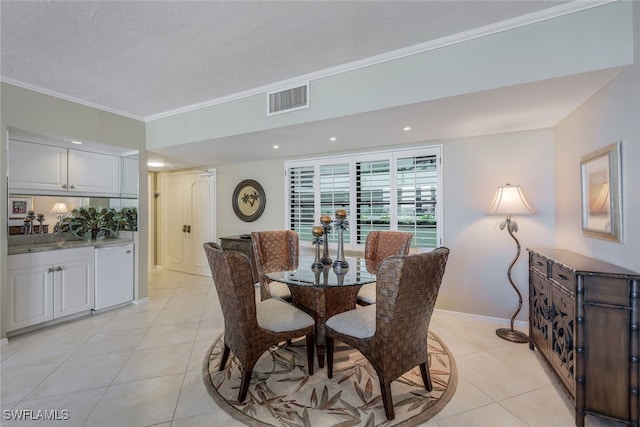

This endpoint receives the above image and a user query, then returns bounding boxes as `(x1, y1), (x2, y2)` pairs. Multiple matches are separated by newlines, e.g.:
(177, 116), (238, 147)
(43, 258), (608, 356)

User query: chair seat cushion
(269, 281), (292, 299)
(257, 298), (314, 333)
(356, 282), (376, 304)
(326, 304), (376, 339)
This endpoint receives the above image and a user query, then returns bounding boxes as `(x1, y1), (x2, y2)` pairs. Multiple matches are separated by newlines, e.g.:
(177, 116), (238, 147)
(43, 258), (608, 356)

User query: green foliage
(59, 206), (138, 240)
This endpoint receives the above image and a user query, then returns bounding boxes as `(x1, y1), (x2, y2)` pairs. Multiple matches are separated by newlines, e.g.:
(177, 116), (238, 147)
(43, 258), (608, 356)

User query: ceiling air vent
(267, 84), (309, 116)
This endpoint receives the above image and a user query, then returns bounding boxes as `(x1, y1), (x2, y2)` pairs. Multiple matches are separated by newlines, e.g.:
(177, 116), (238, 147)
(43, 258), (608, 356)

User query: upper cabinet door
(121, 157), (139, 198)
(68, 150), (120, 196)
(8, 140), (68, 193)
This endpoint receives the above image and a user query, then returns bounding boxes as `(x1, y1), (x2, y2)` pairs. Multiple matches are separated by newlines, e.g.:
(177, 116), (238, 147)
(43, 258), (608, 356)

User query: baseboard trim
(133, 297), (149, 305)
(434, 308), (528, 329)
(0, 337), (8, 346)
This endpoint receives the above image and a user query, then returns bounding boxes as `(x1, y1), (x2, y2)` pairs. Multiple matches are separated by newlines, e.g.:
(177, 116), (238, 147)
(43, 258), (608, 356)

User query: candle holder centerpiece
(36, 213), (45, 234)
(320, 215), (333, 265)
(24, 210), (36, 234)
(333, 209), (349, 272)
(311, 226), (325, 270)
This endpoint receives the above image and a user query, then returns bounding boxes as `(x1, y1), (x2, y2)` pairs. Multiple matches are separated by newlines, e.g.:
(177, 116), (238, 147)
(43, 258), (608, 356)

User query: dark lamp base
(496, 328), (529, 343)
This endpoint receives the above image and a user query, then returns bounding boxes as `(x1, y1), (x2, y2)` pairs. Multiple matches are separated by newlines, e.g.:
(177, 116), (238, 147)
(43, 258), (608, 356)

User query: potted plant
(59, 207), (119, 241)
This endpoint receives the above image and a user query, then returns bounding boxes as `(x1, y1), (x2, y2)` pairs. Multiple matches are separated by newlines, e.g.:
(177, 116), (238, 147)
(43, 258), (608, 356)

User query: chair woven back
(373, 247), (450, 383)
(251, 230), (299, 300)
(203, 242), (258, 357)
(364, 231), (413, 274)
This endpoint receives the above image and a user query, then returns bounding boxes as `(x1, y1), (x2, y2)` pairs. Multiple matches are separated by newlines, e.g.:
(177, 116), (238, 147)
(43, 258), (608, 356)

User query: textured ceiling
(2, 1), (621, 169)
(1, 0), (569, 119)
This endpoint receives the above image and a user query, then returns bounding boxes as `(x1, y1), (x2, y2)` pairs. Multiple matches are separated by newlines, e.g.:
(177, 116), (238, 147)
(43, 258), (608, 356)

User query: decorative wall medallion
(232, 179), (265, 222)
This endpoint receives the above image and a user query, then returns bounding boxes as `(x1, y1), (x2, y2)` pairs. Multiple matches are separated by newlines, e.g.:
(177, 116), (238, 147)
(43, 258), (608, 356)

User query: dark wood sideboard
(219, 235), (257, 283)
(528, 248), (640, 427)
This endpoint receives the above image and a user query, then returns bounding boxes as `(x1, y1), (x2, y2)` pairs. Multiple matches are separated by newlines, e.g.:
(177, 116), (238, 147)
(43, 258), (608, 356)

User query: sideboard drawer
(530, 252), (548, 276)
(221, 239), (247, 252)
(584, 276), (630, 307)
(550, 263), (576, 294)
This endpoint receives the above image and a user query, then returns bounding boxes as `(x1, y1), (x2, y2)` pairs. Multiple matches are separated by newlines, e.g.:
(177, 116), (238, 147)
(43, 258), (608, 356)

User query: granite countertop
(8, 233), (134, 255)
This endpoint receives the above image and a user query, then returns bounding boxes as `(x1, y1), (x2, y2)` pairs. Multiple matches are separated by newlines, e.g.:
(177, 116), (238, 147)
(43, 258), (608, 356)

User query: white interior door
(162, 170), (216, 276)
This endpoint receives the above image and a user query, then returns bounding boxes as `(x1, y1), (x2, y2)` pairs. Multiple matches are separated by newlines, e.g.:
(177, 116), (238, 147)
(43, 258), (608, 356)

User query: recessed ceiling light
(329, 137), (337, 142)
(403, 126), (412, 131)
(70, 140), (83, 145)
(273, 145), (279, 149)
(147, 161), (165, 168)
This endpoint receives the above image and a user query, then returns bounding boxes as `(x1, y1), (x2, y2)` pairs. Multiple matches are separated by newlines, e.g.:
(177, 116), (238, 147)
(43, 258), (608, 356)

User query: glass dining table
(265, 256), (376, 368)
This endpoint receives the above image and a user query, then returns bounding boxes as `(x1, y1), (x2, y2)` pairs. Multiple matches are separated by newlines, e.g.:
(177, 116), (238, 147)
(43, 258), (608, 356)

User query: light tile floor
(0, 269), (624, 426)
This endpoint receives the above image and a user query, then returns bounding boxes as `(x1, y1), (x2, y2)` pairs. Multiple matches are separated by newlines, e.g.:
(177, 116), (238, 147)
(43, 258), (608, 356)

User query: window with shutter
(285, 145), (441, 251)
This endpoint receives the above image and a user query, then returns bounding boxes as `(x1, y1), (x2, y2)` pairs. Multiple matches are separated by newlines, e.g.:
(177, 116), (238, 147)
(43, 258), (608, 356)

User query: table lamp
(50, 202), (69, 232)
(487, 183), (535, 343)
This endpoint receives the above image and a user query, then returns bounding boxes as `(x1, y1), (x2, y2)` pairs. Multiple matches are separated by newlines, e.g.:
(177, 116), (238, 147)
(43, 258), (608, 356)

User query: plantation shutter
(319, 162), (351, 244)
(356, 159), (391, 245)
(288, 165), (315, 240)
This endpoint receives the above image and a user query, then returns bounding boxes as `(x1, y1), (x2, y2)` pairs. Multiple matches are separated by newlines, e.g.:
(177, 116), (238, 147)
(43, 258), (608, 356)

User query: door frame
(158, 169), (217, 275)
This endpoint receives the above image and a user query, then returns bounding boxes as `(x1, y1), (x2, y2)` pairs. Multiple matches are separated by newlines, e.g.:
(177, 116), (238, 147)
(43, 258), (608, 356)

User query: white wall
(554, 50), (640, 270)
(213, 129), (556, 321)
(440, 130), (555, 320)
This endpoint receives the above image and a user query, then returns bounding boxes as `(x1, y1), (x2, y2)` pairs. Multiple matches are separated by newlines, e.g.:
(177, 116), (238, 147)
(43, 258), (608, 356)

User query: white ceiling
(0, 0), (620, 169)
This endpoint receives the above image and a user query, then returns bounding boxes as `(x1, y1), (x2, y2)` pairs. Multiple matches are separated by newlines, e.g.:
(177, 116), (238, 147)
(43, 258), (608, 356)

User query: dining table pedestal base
(288, 284), (363, 368)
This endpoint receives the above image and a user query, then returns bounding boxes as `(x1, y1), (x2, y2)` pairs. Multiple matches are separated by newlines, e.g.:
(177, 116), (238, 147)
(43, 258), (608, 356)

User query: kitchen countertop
(8, 236), (133, 255)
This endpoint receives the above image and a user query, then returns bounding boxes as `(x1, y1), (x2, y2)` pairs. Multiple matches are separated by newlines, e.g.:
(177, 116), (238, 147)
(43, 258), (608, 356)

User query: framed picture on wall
(9, 197), (33, 219)
(580, 142), (622, 242)
(232, 179), (266, 222)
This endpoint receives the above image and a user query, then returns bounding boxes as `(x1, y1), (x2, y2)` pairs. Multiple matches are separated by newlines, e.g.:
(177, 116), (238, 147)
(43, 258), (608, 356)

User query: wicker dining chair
(203, 242), (315, 402)
(326, 247), (450, 420)
(251, 230), (299, 301)
(356, 231), (413, 305)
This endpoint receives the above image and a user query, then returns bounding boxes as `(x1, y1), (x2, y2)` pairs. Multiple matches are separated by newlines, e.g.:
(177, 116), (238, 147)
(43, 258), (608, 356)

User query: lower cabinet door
(7, 265), (54, 331)
(54, 259), (95, 318)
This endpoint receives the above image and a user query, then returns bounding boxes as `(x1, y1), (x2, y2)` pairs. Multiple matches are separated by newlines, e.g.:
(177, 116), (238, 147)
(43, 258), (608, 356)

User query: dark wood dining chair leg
(326, 337), (334, 378)
(219, 344), (231, 371)
(238, 368), (253, 402)
(316, 344), (325, 369)
(420, 362), (433, 391)
(379, 380), (395, 420)
(306, 334), (315, 376)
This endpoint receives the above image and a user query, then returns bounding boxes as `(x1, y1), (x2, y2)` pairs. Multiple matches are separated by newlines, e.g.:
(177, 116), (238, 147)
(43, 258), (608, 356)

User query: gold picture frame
(232, 179), (266, 222)
(580, 142), (622, 242)
(8, 197), (33, 219)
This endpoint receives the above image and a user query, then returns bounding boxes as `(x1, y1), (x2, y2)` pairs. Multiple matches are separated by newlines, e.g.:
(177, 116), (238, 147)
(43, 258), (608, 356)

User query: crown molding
(2, 0), (617, 123)
(146, 0), (615, 122)
(0, 77), (146, 122)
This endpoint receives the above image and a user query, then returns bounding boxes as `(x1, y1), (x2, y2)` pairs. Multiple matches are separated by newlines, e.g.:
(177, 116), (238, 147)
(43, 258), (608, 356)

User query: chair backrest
(374, 247), (450, 375)
(364, 231), (413, 274)
(251, 230), (299, 275)
(203, 242), (258, 335)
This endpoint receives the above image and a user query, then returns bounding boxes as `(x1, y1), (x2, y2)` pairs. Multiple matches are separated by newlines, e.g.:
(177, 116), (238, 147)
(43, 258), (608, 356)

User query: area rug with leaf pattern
(202, 331), (457, 426)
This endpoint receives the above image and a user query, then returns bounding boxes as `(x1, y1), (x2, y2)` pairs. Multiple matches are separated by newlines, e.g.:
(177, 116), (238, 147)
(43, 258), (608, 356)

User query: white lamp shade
(487, 184), (535, 216)
(50, 202), (69, 215)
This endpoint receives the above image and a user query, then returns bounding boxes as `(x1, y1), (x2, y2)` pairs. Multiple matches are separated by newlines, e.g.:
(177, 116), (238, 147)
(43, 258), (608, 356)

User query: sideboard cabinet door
(528, 248), (639, 427)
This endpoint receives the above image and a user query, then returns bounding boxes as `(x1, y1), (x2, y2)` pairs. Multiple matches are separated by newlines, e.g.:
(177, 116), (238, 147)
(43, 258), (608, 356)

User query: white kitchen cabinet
(6, 265), (54, 331)
(67, 150), (120, 196)
(7, 247), (95, 332)
(8, 139), (68, 193)
(121, 157), (139, 197)
(8, 139), (121, 196)
(95, 244), (134, 310)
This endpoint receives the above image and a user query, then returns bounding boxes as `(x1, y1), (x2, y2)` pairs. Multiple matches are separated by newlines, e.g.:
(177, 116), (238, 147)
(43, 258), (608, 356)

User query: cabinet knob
(62, 184), (68, 189)
(69, 184), (76, 190)
(56, 266), (63, 271)
(187, 225), (191, 233)
(182, 225), (187, 233)
(48, 267), (55, 273)
(126, 250), (131, 254)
